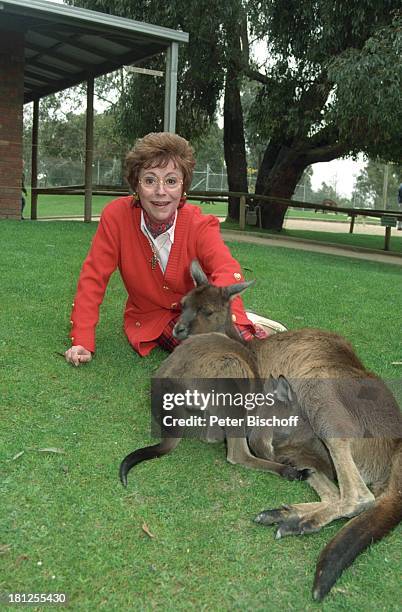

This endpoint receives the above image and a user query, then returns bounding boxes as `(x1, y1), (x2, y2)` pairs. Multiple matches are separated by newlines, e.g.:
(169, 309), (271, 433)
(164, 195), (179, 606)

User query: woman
(64, 132), (284, 366)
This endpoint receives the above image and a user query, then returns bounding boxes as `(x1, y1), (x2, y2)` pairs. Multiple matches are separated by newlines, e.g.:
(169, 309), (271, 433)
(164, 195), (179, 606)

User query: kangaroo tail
(119, 437), (181, 487)
(313, 446), (402, 601)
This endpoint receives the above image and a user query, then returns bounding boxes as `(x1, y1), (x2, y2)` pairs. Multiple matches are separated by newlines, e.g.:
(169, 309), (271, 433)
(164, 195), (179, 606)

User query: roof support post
(164, 42), (178, 133)
(30, 99), (39, 220)
(84, 76), (94, 222)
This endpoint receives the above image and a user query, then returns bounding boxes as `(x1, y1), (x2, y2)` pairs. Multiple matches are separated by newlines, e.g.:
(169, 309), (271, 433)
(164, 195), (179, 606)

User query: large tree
(244, 1), (402, 228)
(68, 1), (402, 229)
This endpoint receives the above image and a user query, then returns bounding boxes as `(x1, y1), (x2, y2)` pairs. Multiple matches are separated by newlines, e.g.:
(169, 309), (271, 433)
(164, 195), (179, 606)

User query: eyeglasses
(138, 175), (183, 191)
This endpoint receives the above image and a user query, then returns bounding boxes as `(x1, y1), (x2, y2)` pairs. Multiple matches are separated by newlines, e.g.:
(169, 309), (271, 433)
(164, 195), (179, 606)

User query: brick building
(0, 31), (24, 218)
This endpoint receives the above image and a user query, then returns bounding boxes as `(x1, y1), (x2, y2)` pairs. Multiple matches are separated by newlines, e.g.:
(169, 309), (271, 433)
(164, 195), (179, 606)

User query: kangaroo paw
(254, 506), (292, 526)
(275, 517), (321, 539)
(282, 466), (312, 481)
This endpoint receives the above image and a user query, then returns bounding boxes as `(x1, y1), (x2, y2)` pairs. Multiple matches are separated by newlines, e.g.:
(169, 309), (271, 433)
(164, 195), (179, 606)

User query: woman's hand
(64, 345), (92, 367)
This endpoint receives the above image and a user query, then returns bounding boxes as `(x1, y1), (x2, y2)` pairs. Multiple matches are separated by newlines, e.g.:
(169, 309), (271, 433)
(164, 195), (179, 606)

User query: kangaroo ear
(190, 259), (208, 287)
(264, 375), (276, 394)
(222, 279), (255, 301)
(274, 375), (294, 403)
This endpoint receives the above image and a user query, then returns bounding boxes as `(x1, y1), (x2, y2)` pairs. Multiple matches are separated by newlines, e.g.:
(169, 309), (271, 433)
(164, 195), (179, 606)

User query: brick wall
(0, 30), (24, 219)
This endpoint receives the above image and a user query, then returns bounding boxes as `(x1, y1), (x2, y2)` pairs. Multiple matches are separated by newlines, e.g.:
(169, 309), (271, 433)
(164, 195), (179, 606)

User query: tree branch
(239, 10), (249, 67)
(244, 67), (274, 86)
(301, 87), (332, 117)
(304, 142), (350, 164)
(306, 124), (339, 149)
(93, 91), (118, 110)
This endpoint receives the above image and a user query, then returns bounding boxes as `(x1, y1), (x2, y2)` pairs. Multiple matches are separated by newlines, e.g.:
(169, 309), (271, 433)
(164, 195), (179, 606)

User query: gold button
(71, 337), (75, 342)
(232, 314), (237, 322)
(163, 285), (169, 290)
(234, 272), (242, 281)
(135, 321), (141, 327)
(171, 302), (178, 309)
(70, 320), (73, 325)
(72, 302), (75, 307)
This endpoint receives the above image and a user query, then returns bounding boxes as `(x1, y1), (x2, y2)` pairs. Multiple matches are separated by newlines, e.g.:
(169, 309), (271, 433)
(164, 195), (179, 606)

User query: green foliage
(245, 2), (402, 162)
(24, 103), (124, 162)
(353, 159), (402, 208)
(27, 1), (402, 230)
(327, 11), (402, 159)
(23, 106), (128, 186)
(192, 123), (225, 170)
(313, 182), (351, 208)
(67, 0), (227, 142)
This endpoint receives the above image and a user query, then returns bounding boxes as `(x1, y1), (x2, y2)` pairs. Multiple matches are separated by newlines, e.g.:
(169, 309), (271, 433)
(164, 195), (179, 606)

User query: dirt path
(221, 229), (402, 267)
(284, 217), (393, 236)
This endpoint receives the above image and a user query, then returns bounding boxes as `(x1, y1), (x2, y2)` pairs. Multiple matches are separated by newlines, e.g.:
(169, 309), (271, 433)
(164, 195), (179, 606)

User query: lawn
(283, 228), (402, 253)
(23, 193), (228, 219)
(1, 220), (401, 611)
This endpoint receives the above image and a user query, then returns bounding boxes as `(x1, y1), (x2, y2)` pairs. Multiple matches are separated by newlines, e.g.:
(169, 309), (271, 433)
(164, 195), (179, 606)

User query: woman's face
(137, 159), (184, 224)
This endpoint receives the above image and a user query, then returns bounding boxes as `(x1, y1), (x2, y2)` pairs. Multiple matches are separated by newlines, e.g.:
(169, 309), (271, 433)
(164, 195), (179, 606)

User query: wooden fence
(31, 185), (402, 252)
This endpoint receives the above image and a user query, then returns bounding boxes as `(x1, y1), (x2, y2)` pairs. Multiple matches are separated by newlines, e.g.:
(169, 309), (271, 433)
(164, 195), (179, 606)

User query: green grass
(25, 193), (389, 227)
(284, 228), (402, 253)
(1, 220), (401, 611)
(221, 218), (402, 254)
(23, 193), (227, 219)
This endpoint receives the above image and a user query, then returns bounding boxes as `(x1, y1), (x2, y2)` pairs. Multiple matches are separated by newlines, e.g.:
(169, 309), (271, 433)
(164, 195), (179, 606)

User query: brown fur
(167, 260), (402, 600)
(119, 331), (306, 482)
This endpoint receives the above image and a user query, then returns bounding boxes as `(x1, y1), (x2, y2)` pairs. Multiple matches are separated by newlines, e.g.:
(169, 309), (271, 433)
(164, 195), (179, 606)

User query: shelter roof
(1, 0), (188, 103)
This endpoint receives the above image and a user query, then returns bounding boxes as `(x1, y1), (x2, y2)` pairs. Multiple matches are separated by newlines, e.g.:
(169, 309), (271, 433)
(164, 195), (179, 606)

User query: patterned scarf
(143, 209), (176, 238)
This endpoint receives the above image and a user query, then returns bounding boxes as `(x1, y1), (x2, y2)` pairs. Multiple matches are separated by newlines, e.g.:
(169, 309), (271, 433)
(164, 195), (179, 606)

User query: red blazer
(70, 197), (255, 356)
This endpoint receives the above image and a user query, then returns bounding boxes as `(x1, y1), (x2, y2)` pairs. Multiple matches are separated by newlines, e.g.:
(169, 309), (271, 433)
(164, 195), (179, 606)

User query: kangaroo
(119, 264), (307, 490)
(161, 260), (402, 600)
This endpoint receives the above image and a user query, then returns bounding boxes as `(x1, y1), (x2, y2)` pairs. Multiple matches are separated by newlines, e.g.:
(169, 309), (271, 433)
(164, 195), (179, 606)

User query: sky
(44, 0), (366, 197)
(310, 156), (365, 197)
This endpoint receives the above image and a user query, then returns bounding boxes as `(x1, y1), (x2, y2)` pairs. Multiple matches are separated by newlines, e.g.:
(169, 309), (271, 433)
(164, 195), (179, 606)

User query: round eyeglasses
(138, 176), (183, 190)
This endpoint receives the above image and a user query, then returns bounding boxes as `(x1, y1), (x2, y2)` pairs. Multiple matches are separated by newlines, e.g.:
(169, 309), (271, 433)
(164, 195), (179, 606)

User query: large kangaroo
(120, 260), (402, 600)
(119, 271), (307, 487)
(120, 262), (402, 600)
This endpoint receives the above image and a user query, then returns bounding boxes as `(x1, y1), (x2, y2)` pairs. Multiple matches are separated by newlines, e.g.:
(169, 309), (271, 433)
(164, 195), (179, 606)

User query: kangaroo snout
(173, 321), (189, 340)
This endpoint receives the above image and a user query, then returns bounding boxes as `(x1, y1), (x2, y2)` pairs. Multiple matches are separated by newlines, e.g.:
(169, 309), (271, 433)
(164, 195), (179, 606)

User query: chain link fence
(23, 156), (387, 210)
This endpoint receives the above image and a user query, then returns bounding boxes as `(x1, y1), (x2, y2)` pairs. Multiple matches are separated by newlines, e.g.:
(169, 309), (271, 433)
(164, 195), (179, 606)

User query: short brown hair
(125, 132), (195, 193)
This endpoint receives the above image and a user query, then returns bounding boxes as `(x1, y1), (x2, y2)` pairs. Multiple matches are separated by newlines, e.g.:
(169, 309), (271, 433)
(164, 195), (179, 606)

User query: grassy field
(26, 193), (380, 223)
(23, 193), (228, 219)
(1, 220), (401, 611)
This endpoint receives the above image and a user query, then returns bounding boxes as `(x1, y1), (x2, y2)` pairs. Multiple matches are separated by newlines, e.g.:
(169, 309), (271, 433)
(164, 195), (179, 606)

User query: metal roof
(1, 0), (189, 103)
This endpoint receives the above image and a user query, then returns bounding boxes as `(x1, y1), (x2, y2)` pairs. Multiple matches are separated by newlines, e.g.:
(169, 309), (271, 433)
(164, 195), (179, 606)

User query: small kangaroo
(171, 260), (402, 600)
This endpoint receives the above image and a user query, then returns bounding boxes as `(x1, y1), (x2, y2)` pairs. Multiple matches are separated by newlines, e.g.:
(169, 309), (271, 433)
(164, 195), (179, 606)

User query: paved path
(221, 229), (402, 267)
(284, 217), (388, 235)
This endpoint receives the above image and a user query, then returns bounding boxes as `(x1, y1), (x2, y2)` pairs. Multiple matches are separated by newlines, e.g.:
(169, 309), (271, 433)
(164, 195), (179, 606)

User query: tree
(23, 94), (128, 186)
(66, 0), (225, 143)
(352, 159), (402, 209)
(244, 2), (402, 228)
(68, 1), (402, 229)
(192, 123), (225, 171)
(292, 166), (316, 204)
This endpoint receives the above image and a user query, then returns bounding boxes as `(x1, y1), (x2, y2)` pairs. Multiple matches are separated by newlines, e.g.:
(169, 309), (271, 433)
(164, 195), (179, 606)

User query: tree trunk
(223, 67), (248, 220)
(255, 145), (307, 230)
